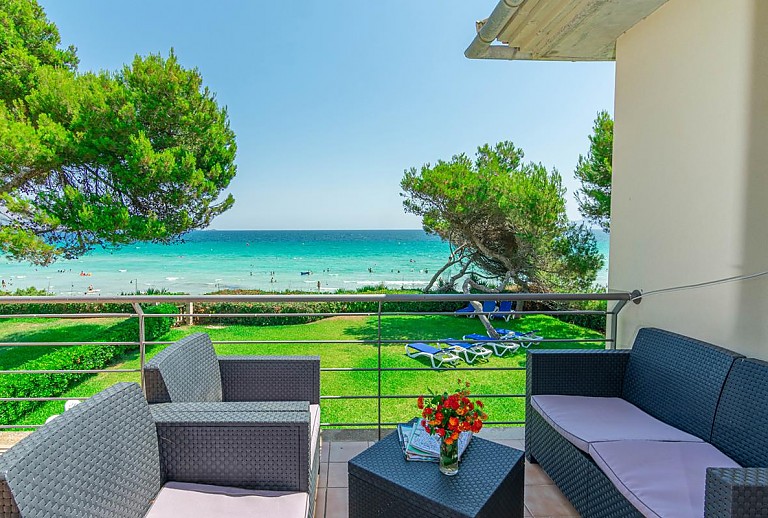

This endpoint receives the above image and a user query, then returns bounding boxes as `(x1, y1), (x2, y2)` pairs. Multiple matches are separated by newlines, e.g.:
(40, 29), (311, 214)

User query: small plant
(418, 379), (488, 475)
(418, 379), (487, 439)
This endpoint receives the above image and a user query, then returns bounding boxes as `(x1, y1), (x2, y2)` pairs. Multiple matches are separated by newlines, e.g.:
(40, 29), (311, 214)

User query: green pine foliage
(401, 141), (604, 293)
(575, 111), (613, 233)
(0, 0), (237, 265)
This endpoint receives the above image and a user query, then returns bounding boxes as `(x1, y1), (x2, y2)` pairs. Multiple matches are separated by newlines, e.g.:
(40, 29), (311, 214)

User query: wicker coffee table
(348, 430), (524, 517)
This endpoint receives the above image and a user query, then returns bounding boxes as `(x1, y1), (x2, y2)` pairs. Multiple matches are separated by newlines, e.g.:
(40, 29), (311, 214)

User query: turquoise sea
(0, 230), (609, 296)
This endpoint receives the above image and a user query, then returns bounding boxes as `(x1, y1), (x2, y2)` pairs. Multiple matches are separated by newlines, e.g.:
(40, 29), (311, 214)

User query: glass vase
(439, 437), (459, 475)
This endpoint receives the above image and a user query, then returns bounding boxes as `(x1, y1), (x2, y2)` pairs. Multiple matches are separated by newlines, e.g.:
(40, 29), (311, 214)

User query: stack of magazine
(396, 420), (472, 462)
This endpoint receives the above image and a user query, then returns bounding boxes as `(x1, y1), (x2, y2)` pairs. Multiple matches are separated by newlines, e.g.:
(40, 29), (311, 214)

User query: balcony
(0, 292), (628, 517)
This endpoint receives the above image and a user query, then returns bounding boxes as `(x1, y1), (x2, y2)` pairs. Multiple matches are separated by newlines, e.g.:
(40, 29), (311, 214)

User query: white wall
(610, 0), (768, 357)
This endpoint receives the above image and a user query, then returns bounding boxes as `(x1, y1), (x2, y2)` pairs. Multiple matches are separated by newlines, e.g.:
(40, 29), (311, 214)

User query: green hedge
(0, 304), (177, 425)
(193, 298), (468, 326)
(549, 299), (608, 332)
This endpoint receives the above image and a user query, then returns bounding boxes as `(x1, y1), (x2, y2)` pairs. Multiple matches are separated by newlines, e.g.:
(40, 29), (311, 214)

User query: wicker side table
(348, 431), (524, 517)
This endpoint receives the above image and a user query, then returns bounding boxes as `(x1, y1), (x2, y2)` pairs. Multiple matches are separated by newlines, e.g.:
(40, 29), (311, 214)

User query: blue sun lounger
(405, 342), (460, 368)
(491, 300), (515, 321)
(495, 328), (544, 347)
(462, 333), (520, 357)
(454, 301), (497, 317)
(441, 339), (493, 364)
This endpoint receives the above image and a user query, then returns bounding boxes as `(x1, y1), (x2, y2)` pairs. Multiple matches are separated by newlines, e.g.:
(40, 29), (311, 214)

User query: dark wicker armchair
(142, 333), (322, 516)
(0, 383), (316, 517)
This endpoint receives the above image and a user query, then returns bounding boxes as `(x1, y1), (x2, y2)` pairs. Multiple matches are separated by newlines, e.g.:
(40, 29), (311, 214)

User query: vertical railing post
(377, 301), (383, 440)
(187, 302), (194, 326)
(132, 303), (146, 390)
(608, 297), (632, 349)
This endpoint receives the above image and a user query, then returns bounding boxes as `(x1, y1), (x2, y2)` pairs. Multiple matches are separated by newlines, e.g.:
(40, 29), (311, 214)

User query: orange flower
(448, 417), (459, 429)
(444, 437), (454, 445)
(451, 431), (459, 440)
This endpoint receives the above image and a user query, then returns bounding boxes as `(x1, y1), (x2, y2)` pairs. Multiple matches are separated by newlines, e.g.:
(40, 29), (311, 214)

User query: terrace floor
(317, 427), (579, 518)
(0, 429), (579, 518)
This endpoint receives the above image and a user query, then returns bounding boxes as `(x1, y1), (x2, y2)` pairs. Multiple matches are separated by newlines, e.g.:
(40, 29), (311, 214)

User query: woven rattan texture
(526, 349), (630, 397)
(219, 356), (320, 404)
(711, 358), (768, 467)
(156, 413), (311, 492)
(348, 432), (524, 517)
(622, 327), (743, 441)
(144, 332), (223, 403)
(526, 407), (642, 518)
(705, 467), (768, 517)
(0, 383), (160, 518)
(526, 408), (590, 513)
(150, 400), (308, 420)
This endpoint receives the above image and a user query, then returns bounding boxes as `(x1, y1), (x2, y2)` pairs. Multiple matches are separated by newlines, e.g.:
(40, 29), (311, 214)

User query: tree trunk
(461, 272), (513, 338)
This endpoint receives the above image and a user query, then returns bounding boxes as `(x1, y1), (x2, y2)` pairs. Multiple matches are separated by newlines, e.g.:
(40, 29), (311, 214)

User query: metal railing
(0, 291), (637, 433)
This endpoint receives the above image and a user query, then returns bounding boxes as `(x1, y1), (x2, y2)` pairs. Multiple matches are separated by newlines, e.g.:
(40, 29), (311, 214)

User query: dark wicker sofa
(0, 383), (316, 517)
(526, 327), (768, 517)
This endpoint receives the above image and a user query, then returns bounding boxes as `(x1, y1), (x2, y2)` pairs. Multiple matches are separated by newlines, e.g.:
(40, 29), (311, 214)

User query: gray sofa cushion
(711, 358), (768, 468)
(145, 482), (309, 517)
(531, 395), (702, 452)
(0, 383), (161, 518)
(589, 440), (739, 518)
(622, 328), (743, 441)
(144, 333), (223, 403)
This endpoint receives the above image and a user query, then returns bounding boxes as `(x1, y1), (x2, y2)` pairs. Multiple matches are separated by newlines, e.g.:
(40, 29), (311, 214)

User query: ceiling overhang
(465, 0), (669, 61)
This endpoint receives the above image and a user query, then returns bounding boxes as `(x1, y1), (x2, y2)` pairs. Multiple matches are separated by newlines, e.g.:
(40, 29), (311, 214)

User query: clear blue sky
(40, 0), (615, 230)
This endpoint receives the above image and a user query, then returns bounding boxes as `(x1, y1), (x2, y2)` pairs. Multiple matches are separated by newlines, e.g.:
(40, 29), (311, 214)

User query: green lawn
(0, 317), (126, 370)
(7, 314), (604, 427)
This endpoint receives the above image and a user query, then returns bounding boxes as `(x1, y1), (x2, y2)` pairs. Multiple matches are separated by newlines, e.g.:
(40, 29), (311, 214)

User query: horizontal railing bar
(381, 366), (526, 371)
(143, 309), (608, 318)
(135, 310), (608, 319)
(185, 338), (607, 345)
(161, 312), (378, 318)
(0, 292), (631, 304)
(320, 393), (523, 399)
(321, 366), (526, 372)
(0, 313), (136, 319)
(0, 341), (139, 347)
(0, 397), (89, 401)
(319, 421), (525, 427)
(0, 369), (141, 375)
(0, 338), (607, 349)
(319, 422), (382, 427)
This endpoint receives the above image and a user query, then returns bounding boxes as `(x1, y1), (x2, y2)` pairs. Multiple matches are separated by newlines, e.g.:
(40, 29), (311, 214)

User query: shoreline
(0, 229), (609, 296)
